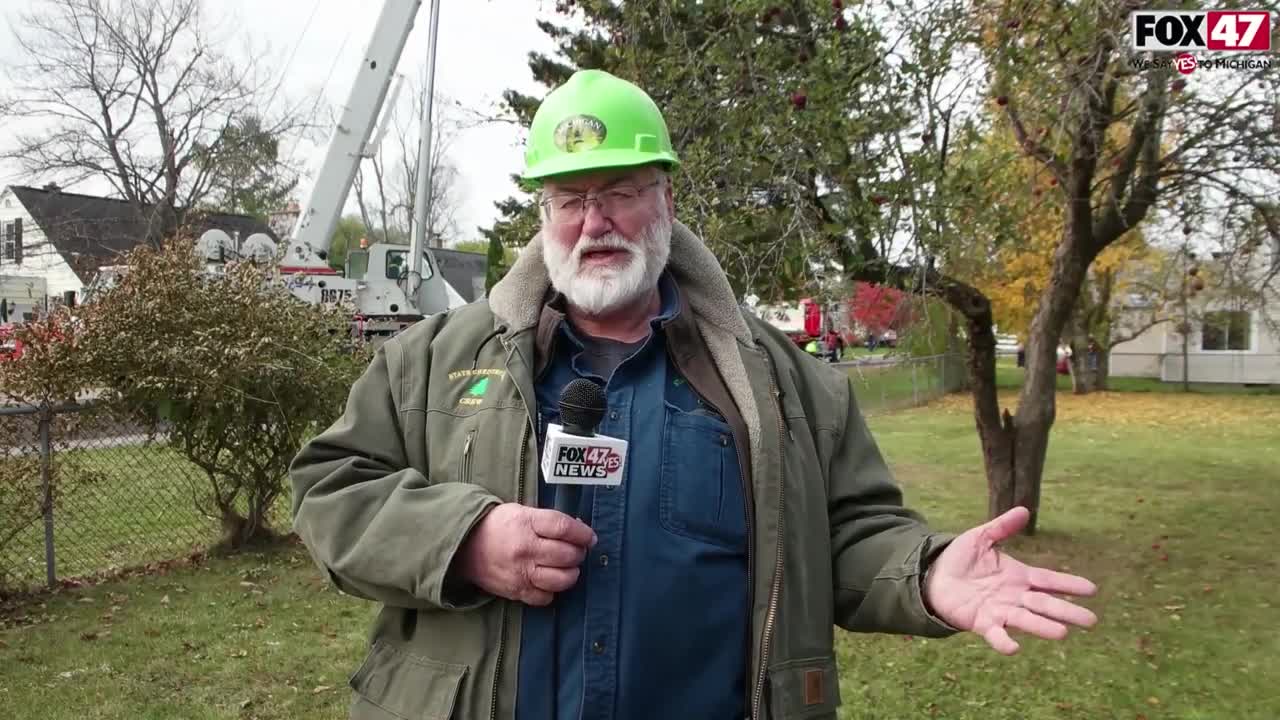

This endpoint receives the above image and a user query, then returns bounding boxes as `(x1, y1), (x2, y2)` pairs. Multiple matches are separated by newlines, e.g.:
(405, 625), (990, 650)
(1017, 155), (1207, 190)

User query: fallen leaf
(312, 685), (333, 694)
(77, 597), (94, 604)
(230, 649), (248, 658)
(943, 672), (957, 682)
(1163, 604), (1185, 611)
(239, 581), (259, 589)
(239, 699), (252, 709)
(160, 595), (170, 606)
(143, 628), (161, 638)
(79, 632), (98, 642)
(1203, 585), (1214, 593)
(1147, 697), (1161, 706)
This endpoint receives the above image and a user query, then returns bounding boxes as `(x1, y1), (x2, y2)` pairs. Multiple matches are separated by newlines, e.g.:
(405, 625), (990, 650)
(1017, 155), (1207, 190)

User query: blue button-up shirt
(517, 273), (750, 720)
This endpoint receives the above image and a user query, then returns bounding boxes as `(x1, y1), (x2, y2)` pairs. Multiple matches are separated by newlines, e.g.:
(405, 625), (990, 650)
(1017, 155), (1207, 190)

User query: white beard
(543, 211), (672, 316)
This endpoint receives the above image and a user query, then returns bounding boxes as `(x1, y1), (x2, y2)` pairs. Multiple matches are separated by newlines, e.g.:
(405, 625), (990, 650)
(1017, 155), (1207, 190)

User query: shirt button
(599, 554), (609, 566)
(592, 640), (605, 654)
(719, 434), (729, 447)
(609, 410), (619, 421)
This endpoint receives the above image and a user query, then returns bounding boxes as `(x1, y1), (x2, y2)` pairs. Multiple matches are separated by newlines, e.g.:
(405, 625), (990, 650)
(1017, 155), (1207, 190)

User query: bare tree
(353, 66), (463, 248)
(0, 0), (309, 245)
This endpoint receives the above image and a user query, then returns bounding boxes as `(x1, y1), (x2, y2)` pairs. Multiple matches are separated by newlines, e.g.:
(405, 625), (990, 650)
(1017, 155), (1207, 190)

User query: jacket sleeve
(288, 339), (503, 611)
(823, 375), (959, 638)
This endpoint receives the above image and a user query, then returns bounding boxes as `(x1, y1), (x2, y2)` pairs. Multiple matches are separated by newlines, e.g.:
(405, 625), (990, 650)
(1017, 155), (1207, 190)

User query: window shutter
(13, 218), (21, 264)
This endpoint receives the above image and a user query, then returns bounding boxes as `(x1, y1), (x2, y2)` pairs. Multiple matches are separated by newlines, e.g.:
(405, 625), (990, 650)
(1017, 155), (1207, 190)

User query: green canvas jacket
(289, 221), (958, 720)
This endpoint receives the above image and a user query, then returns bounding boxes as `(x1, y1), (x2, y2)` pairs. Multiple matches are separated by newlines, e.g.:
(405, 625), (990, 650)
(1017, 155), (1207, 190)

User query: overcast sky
(0, 0), (566, 242)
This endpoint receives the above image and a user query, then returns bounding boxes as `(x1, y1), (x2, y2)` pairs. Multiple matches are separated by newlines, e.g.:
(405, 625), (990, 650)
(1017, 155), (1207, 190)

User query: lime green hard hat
(522, 69), (680, 182)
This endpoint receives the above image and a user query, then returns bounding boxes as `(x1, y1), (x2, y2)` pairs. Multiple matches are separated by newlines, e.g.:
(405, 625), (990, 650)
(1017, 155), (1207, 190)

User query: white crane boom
(284, 0), (427, 273)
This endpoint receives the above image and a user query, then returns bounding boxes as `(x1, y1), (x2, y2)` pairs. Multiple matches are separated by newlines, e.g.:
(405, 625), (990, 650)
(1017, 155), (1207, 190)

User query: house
(1110, 241), (1280, 385)
(0, 184), (276, 306)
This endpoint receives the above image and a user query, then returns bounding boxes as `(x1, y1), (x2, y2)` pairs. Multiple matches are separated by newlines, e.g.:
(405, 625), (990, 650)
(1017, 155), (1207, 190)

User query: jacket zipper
(491, 336), (533, 720)
(751, 343), (787, 720)
(489, 420), (529, 720)
(461, 430), (476, 484)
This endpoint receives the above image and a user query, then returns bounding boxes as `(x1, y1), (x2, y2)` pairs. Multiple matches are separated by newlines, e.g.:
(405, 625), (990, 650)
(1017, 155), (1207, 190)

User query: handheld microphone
(541, 378), (627, 518)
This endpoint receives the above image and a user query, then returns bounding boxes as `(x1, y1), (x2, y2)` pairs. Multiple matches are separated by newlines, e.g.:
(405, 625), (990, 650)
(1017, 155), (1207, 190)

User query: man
(289, 69), (1098, 720)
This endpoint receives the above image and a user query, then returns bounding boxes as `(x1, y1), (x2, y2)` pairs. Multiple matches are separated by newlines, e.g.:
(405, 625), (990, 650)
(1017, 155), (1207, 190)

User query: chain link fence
(0, 401), (293, 595)
(837, 353), (968, 416)
(0, 353), (967, 595)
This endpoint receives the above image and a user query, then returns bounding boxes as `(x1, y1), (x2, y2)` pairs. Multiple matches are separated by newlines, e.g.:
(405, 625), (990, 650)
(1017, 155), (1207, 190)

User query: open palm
(923, 507), (1099, 655)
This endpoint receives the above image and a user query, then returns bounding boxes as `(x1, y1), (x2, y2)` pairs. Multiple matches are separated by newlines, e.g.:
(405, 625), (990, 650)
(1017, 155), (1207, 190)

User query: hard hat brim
(521, 148), (680, 183)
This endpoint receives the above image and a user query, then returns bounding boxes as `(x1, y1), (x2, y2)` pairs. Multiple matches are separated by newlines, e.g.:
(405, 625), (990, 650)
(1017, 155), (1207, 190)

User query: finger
(521, 587), (554, 607)
(529, 564), (580, 593)
(981, 624), (1020, 655)
(1021, 591), (1098, 628)
(1027, 566), (1098, 597)
(978, 506), (1031, 547)
(1005, 606), (1069, 641)
(532, 537), (588, 568)
(530, 509), (598, 548)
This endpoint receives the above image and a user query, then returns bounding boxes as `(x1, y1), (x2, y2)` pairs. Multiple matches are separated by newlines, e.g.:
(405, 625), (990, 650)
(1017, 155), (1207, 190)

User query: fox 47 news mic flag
(541, 379), (628, 516)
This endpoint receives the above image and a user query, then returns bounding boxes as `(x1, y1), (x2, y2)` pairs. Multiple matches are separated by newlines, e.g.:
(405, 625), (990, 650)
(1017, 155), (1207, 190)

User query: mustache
(572, 235), (633, 261)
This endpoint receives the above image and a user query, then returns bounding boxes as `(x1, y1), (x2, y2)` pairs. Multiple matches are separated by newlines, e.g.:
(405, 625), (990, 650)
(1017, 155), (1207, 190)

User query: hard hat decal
(554, 114), (607, 153)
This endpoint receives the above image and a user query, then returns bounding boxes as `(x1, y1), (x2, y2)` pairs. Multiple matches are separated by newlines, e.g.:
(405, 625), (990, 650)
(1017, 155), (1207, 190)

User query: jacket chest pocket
(659, 403), (748, 551)
(429, 408), (527, 502)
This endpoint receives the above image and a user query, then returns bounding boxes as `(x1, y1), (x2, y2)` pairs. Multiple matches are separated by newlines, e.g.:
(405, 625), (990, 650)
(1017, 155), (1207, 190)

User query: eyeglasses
(539, 179), (663, 225)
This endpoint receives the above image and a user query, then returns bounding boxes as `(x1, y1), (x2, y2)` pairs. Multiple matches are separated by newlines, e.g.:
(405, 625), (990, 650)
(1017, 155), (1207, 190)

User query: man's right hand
(454, 503), (597, 607)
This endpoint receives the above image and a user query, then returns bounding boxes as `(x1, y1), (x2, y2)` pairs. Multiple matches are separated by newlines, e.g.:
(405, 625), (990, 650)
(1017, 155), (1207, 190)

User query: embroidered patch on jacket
(450, 368), (505, 406)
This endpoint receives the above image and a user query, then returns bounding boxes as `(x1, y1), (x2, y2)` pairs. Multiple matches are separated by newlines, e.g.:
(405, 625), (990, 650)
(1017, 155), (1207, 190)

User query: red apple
(791, 92), (807, 110)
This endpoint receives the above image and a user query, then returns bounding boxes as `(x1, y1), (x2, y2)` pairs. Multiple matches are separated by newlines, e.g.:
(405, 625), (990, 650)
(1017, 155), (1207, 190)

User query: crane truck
(191, 0), (455, 341)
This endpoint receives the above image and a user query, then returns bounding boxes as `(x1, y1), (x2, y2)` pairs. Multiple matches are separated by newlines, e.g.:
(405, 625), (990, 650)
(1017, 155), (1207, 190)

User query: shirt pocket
(659, 401), (747, 552)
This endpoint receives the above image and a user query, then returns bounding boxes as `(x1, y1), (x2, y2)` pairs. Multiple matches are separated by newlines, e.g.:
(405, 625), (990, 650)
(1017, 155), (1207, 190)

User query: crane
(277, 0), (451, 339)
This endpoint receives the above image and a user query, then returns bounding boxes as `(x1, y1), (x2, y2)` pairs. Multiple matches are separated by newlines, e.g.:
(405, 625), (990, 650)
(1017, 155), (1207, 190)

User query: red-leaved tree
(849, 282), (907, 335)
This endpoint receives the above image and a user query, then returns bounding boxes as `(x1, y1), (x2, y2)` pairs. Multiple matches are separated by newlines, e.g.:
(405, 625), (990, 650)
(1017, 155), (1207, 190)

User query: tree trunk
(1095, 347), (1111, 391)
(216, 508), (279, 553)
(1001, 227), (1096, 535)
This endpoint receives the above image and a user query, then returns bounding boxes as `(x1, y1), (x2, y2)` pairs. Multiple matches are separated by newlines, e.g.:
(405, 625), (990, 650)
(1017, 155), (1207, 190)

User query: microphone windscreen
(559, 378), (606, 432)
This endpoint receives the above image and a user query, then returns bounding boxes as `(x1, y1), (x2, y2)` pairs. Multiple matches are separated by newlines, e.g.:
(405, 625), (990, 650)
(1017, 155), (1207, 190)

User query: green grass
(2, 392), (1278, 719)
(843, 391), (1280, 720)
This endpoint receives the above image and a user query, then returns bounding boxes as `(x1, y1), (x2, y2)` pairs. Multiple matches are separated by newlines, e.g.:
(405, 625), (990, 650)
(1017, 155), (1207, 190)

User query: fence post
(39, 405), (56, 587)
(912, 361), (919, 406)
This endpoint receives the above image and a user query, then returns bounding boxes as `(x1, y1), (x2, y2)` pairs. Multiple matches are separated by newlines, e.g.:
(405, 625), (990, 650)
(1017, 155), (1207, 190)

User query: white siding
(1110, 305), (1280, 384)
(0, 187), (86, 303)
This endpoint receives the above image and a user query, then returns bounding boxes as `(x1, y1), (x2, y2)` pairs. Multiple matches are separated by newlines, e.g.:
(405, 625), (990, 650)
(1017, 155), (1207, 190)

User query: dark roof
(432, 247), (488, 303)
(8, 185), (277, 284)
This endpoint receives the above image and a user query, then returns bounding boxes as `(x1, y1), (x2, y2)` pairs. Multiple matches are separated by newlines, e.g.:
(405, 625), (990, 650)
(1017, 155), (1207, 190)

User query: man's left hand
(923, 506), (1098, 655)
